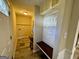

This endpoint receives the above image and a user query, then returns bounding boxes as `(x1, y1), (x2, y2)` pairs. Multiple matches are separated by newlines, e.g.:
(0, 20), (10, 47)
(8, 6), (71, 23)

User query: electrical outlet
(64, 32), (67, 39)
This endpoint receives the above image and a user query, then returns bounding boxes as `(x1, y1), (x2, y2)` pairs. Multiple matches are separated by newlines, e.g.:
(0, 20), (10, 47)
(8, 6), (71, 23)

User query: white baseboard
(1, 41), (11, 57)
(33, 49), (40, 53)
(1, 48), (7, 56)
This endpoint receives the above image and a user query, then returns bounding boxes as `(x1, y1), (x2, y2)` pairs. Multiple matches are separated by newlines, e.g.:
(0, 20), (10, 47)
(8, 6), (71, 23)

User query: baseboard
(33, 49), (40, 53)
(1, 48), (7, 56)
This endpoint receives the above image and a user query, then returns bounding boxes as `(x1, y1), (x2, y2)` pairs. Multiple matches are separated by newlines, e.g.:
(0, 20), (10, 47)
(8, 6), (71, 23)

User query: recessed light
(24, 12), (28, 15)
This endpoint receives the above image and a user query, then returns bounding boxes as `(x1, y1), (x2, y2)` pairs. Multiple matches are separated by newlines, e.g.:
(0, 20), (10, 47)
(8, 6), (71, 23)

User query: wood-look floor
(14, 47), (42, 59)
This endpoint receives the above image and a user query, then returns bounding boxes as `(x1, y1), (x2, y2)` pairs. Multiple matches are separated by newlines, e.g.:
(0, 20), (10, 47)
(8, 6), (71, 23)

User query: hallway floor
(14, 47), (42, 59)
(73, 48), (79, 59)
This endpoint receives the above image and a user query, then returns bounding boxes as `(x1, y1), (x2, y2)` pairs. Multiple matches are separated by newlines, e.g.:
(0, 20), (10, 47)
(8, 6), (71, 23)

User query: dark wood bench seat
(37, 41), (53, 59)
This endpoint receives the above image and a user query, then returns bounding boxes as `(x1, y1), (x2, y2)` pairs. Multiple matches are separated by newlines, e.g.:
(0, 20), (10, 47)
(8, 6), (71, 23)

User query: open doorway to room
(10, 0), (43, 59)
(10, 0), (35, 59)
(15, 12), (33, 49)
(15, 11), (34, 59)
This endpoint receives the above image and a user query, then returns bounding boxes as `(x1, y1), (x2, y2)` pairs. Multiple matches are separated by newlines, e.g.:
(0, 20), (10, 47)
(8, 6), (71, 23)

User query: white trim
(40, 1), (60, 15)
(70, 20), (79, 59)
(1, 48), (7, 56)
(1, 40), (12, 57)
(43, 10), (59, 17)
(33, 49), (40, 53)
(36, 44), (51, 59)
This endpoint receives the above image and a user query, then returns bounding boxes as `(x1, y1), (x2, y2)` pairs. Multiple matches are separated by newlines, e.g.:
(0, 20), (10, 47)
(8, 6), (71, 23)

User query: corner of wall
(57, 49), (72, 59)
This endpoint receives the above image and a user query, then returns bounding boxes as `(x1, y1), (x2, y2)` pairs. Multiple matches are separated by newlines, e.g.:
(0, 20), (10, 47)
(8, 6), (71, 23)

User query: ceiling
(11, 0), (44, 15)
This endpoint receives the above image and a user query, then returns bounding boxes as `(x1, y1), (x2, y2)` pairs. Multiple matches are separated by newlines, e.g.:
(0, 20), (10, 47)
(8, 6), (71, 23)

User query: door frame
(70, 20), (79, 59)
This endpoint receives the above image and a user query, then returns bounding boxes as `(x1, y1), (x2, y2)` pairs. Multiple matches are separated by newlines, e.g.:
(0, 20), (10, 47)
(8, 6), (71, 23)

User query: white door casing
(70, 20), (79, 59)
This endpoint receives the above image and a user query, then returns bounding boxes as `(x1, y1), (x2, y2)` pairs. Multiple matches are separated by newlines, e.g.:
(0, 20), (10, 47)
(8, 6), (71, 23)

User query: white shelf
(40, 1), (60, 15)
(41, 3), (59, 15)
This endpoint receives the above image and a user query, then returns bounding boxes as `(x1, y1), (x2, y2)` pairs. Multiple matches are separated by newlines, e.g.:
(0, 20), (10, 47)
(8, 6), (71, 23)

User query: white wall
(33, 5), (43, 52)
(64, 0), (79, 59)
(0, 12), (10, 57)
(0, 0), (13, 58)
(66, 0), (79, 51)
(7, 0), (17, 58)
(57, 0), (79, 59)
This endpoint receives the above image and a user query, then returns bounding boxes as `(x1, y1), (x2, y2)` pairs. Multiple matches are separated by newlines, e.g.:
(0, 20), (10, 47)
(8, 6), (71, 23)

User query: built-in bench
(36, 41), (53, 59)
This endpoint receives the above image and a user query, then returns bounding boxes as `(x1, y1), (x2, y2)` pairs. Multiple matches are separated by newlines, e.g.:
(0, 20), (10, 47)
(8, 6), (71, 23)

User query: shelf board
(40, 2), (60, 15)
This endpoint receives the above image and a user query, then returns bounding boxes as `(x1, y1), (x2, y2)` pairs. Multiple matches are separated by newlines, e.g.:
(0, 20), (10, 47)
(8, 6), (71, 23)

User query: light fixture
(24, 12), (28, 15)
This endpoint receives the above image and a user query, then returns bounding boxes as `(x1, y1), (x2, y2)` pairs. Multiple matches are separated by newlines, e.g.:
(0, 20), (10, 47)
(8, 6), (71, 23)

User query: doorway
(14, 13), (33, 59)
